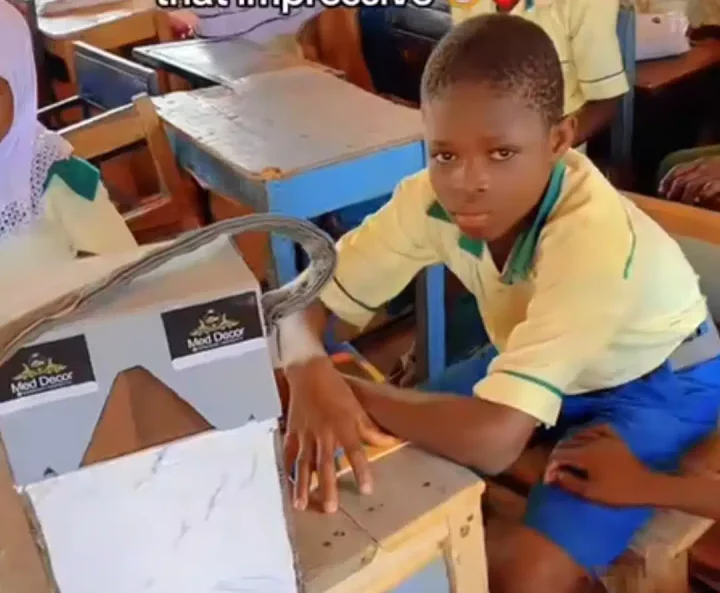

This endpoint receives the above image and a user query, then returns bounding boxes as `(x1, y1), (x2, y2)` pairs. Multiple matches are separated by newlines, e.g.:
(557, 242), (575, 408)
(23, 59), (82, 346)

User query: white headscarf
(0, 0), (72, 242)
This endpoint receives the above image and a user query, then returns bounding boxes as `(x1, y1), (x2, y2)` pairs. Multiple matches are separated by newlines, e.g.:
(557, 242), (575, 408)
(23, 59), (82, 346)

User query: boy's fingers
(549, 448), (586, 470)
(316, 435), (339, 513)
(344, 443), (373, 495)
(293, 439), (314, 511)
(544, 460), (559, 484)
(665, 175), (690, 202)
(555, 471), (589, 497)
(660, 163), (696, 194)
(679, 177), (706, 205)
(283, 432), (299, 476)
(699, 180), (720, 201)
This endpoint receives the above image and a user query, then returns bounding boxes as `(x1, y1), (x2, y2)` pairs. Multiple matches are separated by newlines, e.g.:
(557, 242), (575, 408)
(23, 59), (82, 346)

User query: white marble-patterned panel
(24, 419), (298, 593)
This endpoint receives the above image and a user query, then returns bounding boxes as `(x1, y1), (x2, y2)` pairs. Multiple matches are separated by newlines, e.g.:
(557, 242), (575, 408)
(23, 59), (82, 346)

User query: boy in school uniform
(452, 0), (629, 146)
(279, 14), (720, 593)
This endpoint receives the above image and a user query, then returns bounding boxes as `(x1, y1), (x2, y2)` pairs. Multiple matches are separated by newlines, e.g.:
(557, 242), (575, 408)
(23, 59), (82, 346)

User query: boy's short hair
(421, 13), (565, 126)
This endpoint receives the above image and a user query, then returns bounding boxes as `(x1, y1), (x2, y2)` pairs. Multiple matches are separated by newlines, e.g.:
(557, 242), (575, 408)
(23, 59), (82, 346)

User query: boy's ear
(549, 115), (576, 158)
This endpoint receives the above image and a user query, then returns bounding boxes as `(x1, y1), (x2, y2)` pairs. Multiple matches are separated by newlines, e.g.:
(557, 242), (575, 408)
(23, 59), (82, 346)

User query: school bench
(487, 195), (720, 593)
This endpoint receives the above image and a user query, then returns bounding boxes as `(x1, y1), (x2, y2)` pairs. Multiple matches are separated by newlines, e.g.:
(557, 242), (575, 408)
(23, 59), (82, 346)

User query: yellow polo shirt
(451, 0), (629, 115)
(320, 150), (707, 426)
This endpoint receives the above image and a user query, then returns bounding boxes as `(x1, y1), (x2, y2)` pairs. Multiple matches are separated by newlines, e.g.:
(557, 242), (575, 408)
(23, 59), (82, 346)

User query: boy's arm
(647, 475), (720, 520)
(568, 0), (629, 144)
(342, 208), (637, 475)
(345, 376), (538, 475)
(281, 174), (441, 512)
(316, 173), (441, 330)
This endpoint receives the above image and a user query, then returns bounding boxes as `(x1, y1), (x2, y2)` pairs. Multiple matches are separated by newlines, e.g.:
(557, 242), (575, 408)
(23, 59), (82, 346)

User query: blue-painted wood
(75, 42), (160, 110)
(266, 142), (426, 219)
(265, 142), (426, 283)
(425, 264), (447, 380)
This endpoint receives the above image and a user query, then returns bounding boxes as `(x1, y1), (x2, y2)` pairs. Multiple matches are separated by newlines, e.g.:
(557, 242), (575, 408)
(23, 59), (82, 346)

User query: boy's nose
(454, 158), (490, 193)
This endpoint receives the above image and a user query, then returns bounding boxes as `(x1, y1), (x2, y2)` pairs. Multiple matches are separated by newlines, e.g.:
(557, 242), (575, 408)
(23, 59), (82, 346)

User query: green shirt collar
(426, 161), (566, 284)
(44, 156), (100, 201)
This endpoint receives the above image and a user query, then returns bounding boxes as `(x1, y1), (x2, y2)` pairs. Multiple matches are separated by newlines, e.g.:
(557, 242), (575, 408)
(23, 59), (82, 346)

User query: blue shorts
(423, 346), (720, 575)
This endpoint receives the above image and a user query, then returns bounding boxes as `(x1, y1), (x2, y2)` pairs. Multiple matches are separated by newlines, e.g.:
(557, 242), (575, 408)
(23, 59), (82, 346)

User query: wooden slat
(61, 104), (144, 160)
(133, 95), (202, 230)
(627, 193), (720, 245)
(0, 438), (56, 593)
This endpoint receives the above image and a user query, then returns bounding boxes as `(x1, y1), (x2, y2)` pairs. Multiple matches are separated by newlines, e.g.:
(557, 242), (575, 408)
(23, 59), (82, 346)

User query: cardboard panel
(24, 420), (298, 593)
(0, 234), (298, 592)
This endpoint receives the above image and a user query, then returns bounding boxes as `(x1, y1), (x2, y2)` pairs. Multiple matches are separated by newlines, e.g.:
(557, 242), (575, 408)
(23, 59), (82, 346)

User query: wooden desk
(636, 40), (720, 93)
(295, 444), (488, 593)
(37, 0), (169, 84)
(152, 68), (424, 286)
(133, 36), (334, 89)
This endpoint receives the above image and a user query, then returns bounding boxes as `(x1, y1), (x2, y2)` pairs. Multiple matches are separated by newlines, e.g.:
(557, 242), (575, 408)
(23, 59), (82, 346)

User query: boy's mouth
(453, 213), (490, 228)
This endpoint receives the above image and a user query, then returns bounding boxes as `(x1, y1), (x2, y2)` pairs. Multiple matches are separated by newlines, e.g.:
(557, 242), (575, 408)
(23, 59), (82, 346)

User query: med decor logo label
(0, 335), (97, 404)
(161, 292), (264, 369)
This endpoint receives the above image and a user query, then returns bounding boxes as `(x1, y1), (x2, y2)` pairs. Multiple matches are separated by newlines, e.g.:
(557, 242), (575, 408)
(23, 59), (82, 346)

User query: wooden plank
(444, 496), (489, 593)
(635, 40), (720, 93)
(38, 0), (156, 40)
(293, 505), (378, 592)
(298, 446), (485, 592)
(626, 192), (720, 245)
(0, 438), (56, 593)
(335, 446), (482, 551)
(61, 104), (144, 160)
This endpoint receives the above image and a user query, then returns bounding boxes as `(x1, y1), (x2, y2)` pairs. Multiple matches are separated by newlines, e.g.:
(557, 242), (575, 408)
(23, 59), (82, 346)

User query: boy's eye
(489, 148), (517, 161)
(432, 152), (457, 164)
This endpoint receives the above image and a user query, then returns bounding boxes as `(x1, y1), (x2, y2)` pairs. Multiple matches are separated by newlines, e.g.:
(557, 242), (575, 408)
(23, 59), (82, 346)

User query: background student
(452, 0), (629, 146)
(0, 0), (136, 274)
(545, 424), (720, 521)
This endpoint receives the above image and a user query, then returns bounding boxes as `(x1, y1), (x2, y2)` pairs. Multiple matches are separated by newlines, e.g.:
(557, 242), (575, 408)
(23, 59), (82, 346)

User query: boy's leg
(489, 359), (720, 593)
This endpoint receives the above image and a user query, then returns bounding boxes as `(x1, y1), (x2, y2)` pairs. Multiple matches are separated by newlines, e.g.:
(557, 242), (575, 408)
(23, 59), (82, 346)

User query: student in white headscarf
(0, 0), (136, 274)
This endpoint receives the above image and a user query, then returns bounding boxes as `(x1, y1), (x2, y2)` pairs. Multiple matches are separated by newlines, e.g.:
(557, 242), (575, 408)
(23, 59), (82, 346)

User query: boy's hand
(283, 357), (395, 513)
(659, 157), (720, 206)
(544, 424), (658, 507)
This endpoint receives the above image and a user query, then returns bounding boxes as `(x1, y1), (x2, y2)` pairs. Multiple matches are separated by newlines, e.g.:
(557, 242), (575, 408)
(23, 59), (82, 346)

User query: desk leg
(416, 265), (447, 382)
(443, 498), (488, 593)
(270, 235), (299, 288)
(57, 40), (77, 87)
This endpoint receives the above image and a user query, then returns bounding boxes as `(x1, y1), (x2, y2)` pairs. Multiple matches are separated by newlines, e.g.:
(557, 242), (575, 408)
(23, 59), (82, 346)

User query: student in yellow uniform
(451, 0), (629, 146)
(279, 15), (720, 593)
(0, 0), (136, 275)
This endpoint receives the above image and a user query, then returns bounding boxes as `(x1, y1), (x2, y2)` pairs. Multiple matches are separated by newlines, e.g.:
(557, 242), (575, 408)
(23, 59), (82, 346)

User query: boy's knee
(488, 523), (588, 593)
